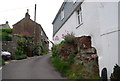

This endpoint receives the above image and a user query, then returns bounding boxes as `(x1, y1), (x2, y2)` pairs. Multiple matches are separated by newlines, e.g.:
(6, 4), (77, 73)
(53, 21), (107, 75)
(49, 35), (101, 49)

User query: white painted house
(52, 0), (120, 78)
(0, 21), (11, 29)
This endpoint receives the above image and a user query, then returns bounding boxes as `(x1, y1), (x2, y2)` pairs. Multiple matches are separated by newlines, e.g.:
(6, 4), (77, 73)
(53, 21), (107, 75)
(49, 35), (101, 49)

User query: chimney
(25, 9), (30, 18)
(34, 4), (37, 22)
(6, 21), (8, 24)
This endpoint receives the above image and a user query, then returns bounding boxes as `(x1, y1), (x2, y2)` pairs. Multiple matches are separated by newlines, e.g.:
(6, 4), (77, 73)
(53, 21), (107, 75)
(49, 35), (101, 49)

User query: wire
(0, 5), (34, 13)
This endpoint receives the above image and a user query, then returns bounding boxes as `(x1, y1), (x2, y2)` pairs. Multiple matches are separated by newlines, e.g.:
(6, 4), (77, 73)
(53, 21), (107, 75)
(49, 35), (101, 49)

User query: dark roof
(40, 25), (48, 39)
(0, 24), (11, 29)
(52, 2), (66, 24)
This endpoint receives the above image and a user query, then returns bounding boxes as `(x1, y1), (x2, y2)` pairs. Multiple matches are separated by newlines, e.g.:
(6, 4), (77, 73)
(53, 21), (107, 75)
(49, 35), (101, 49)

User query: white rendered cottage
(52, 0), (120, 78)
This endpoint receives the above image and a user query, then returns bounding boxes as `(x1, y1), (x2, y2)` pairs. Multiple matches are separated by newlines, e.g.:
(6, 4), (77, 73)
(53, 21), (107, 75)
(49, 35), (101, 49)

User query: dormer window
(61, 7), (64, 20)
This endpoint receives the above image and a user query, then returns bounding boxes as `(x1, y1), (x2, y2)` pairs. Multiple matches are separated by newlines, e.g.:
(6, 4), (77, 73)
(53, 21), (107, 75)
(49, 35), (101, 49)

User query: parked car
(1, 51), (11, 60)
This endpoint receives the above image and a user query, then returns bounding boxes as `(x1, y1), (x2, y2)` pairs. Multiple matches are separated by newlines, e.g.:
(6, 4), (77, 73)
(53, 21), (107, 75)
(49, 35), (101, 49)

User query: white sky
(0, 0), (64, 42)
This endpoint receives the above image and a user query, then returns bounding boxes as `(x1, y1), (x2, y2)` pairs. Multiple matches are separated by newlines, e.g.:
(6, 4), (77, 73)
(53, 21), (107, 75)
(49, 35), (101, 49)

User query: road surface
(2, 54), (66, 79)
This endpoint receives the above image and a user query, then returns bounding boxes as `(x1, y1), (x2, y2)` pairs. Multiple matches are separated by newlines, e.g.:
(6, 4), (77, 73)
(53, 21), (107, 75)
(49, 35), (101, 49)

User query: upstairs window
(76, 7), (83, 25)
(61, 7), (64, 20)
(73, 0), (77, 3)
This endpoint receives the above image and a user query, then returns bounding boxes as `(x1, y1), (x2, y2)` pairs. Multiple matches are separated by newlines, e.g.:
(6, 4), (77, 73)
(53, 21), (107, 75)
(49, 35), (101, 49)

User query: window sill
(76, 23), (83, 29)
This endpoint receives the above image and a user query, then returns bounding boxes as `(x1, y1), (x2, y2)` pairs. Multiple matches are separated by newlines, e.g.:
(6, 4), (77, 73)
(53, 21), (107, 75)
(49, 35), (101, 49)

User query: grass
(51, 56), (70, 74)
(51, 56), (100, 80)
(15, 55), (27, 60)
(0, 57), (5, 66)
(41, 51), (49, 55)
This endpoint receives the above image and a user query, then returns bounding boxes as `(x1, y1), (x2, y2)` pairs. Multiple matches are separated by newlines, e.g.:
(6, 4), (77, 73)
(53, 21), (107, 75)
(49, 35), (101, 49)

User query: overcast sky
(0, 0), (64, 42)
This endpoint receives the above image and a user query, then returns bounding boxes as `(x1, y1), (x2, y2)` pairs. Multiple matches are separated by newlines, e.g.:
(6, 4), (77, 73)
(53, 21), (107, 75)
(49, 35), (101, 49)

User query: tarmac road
(2, 54), (66, 79)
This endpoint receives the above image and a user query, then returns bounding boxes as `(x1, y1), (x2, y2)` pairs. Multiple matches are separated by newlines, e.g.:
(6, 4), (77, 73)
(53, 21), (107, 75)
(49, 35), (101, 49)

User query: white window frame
(76, 7), (83, 26)
(61, 7), (64, 20)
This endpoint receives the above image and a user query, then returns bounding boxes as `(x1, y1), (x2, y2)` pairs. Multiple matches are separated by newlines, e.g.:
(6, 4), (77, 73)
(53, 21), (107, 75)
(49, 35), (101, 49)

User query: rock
(80, 47), (96, 54)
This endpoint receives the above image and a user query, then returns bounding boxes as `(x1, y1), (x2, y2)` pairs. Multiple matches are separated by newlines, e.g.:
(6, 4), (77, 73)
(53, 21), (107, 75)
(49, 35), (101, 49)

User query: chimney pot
(25, 9), (30, 18)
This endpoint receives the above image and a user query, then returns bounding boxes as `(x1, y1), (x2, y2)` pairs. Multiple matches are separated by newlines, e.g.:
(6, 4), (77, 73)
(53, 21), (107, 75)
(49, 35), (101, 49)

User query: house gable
(52, 1), (83, 36)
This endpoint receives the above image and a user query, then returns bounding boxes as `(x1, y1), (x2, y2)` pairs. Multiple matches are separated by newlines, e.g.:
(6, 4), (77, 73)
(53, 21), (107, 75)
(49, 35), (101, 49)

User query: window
(41, 31), (43, 36)
(76, 7), (82, 25)
(73, 0), (77, 3)
(61, 7), (64, 20)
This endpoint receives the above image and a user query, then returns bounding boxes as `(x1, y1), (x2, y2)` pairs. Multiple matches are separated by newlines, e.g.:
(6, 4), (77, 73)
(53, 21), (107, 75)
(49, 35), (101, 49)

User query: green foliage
(0, 28), (12, 41)
(1, 28), (12, 34)
(52, 45), (59, 57)
(15, 55), (27, 60)
(14, 34), (35, 58)
(51, 56), (70, 75)
(110, 64), (120, 80)
(51, 34), (100, 80)
(67, 64), (84, 79)
(51, 54), (76, 77)
(41, 51), (49, 55)
(40, 41), (49, 55)
(52, 55), (100, 80)
(40, 44), (46, 55)
(14, 47), (24, 55)
(0, 57), (5, 66)
(67, 54), (76, 64)
(2, 32), (12, 41)
(15, 39), (26, 56)
(64, 33), (75, 43)
(52, 41), (66, 57)
(17, 39), (26, 46)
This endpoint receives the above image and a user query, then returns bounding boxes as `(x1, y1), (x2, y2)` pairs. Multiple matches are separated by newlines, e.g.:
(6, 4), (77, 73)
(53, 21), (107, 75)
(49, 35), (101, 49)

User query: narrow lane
(2, 54), (65, 79)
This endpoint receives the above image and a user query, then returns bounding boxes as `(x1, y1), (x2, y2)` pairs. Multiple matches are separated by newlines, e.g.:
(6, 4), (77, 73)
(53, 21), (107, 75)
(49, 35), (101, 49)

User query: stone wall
(2, 41), (16, 55)
(2, 35), (19, 55)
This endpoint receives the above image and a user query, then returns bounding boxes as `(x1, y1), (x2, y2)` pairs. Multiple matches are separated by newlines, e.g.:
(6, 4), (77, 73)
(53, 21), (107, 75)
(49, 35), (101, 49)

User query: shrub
(14, 47), (24, 55)
(64, 33), (75, 43)
(1, 28), (12, 41)
(51, 56), (70, 75)
(67, 54), (76, 64)
(17, 39), (26, 46)
(41, 51), (49, 55)
(2, 28), (12, 34)
(2, 59), (5, 65)
(52, 45), (59, 57)
(15, 35), (35, 57)
(0, 58), (5, 66)
(40, 44), (47, 55)
(110, 64), (120, 80)
(2, 32), (12, 41)
(15, 55), (27, 60)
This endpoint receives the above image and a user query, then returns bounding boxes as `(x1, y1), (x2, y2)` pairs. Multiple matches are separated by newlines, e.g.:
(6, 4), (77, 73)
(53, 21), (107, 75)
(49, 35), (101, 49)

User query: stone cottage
(2, 10), (49, 56)
(13, 10), (49, 53)
(13, 10), (41, 44)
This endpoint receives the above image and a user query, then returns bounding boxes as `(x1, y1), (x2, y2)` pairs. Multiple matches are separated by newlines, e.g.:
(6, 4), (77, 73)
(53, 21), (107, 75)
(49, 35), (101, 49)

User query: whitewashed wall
(98, 2), (119, 78)
(53, 1), (119, 78)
